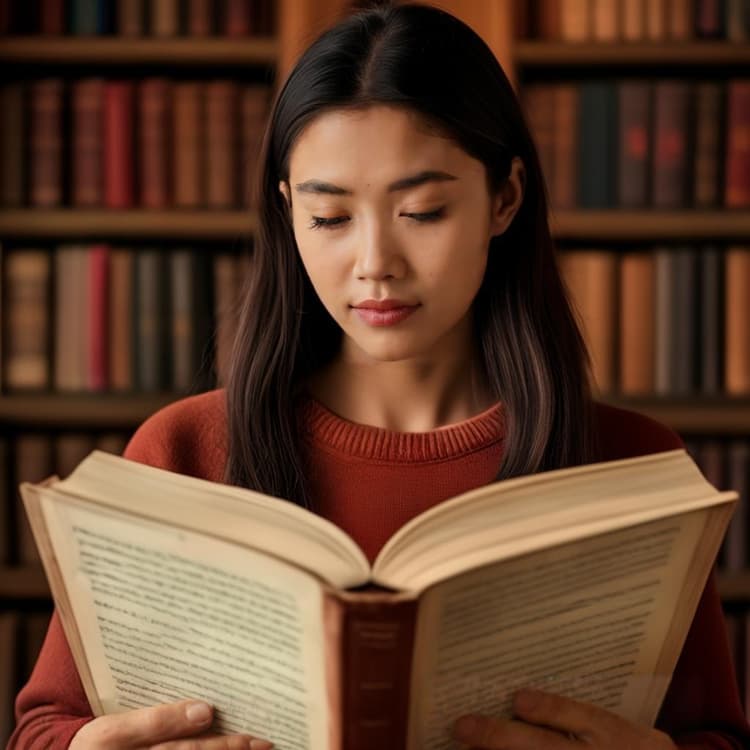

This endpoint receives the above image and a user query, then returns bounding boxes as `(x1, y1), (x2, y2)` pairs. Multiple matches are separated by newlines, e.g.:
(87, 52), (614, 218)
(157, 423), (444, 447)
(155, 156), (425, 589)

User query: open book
(22, 449), (736, 750)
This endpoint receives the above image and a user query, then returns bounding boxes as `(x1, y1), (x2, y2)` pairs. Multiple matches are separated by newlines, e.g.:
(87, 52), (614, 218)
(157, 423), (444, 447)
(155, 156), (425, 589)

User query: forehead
(288, 105), (479, 183)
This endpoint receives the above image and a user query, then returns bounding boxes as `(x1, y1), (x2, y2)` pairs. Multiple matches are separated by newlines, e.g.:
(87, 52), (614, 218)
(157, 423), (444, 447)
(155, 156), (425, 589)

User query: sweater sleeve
(6, 398), (208, 750)
(595, 403), (750, 749)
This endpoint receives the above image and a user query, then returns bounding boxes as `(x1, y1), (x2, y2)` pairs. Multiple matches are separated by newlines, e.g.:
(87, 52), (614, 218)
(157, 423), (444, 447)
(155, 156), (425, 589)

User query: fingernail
(452, 714), (479, 739)
(249, 740), (274, 750)
(185, 701), (212, 724)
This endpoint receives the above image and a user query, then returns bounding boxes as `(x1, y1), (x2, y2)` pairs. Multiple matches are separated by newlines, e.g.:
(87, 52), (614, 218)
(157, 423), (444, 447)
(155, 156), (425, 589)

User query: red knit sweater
(8, 390), (750, 749)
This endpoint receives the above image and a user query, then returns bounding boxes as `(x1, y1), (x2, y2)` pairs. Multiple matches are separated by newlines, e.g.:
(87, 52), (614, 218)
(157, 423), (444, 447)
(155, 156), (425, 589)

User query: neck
(306, 340), (496, 433)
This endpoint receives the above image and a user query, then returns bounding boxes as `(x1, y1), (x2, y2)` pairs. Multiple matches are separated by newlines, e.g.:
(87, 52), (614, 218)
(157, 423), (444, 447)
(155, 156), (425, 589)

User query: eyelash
(307, 208), (445, 231)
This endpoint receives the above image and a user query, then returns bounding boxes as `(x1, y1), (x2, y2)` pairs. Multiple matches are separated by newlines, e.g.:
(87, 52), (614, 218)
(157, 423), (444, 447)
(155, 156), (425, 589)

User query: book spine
(617, 80), (651, 208)
(104, 81), (135, 209)
(72, 78), (104, 207)
(0, 84), (25, 207)
(693, 82), (724, 208)
(725, 80), (750, 208)
(88, 244), (109, 391)
(30, 78), (63, 208)
(552, 84), (578, 210)
(725, 247), (750, 394)
(326, 590), (418, 750)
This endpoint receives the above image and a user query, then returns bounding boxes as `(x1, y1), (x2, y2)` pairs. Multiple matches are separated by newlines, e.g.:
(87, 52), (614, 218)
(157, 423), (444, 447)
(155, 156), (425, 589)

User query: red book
(225, 0), (252, 36)
(651, 81), (690, 208)
(88, 244), (109, 391)
(72, 79), (104, 207)
(725, 81), (750, 208)
(104, 81), (135, 209)
(40, 0), (65, 34)
(138, 78), (171, 208)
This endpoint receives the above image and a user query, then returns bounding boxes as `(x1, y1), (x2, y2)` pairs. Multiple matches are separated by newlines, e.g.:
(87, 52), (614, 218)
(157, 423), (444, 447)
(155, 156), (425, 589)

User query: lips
(351, 301), (420, 327)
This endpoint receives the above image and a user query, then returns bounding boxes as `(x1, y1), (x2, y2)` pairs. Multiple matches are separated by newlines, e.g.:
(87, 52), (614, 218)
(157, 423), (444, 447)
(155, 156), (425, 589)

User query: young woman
(9, 3), (750, 749)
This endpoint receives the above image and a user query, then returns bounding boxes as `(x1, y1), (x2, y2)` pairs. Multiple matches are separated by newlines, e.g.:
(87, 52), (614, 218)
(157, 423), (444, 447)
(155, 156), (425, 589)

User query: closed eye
(308, 207), (445, 231)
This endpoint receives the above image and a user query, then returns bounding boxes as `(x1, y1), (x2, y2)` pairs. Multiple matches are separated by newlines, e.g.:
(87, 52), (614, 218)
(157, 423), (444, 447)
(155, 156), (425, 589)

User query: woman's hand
(451, 689), (677, 749)
(69, 699), (274, 749)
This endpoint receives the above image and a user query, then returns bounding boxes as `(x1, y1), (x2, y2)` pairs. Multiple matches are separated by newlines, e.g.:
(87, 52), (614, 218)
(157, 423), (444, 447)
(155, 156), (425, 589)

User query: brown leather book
(54, 245), (88, 392)
(693, 82), (724, 208)
(109, 248), (134, 391)
(117, 0), (143, 36)
(240, 84), (271, 208)
(537, 0), (561, 39)
(622, 0), (645, 40)
(135, 248), (170, 391)
(206, 80), (238, 208)
(723, 441), (749, 571)
(698, 245), (724, 394)
(0, 83), (25, 207)
(560, 0), (589, 40)
(138, 78), (171, 209)
(173, 82), (204, 208)
(727, 0), (750, 40)
(40, 0), (64, 34)
(696, 0), (726, 37)
(592, 0), (618, 41)
(552, 84), (578, 210)
(559, 250), (618, 396)
(150, 0), (178, 36)
(522, 85), (556, 208)
(187, 0), (213, 35)
(3, 250), (51, 390)
(651, 81), (691, 209)
(0, 612), (19, 748)
(646, 0), (667, 39)
(224, 0), (253, 36)
(617, 80), (651, 208)
(725, 247), (750, 394)
(725, 80), (750, 208)
(30, 78), (63, 208)
(14, 434), (53, 563)
(104, 81), (135, 209)
(619, 251), (655, 394)
(0, 438), (8, 564)
(668, 0), (693, 39)
(72, 79), (104, 207)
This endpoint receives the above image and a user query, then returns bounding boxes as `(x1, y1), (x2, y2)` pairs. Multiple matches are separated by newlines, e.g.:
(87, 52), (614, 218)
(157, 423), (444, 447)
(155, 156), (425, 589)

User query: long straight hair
(225, 2), (598, 509)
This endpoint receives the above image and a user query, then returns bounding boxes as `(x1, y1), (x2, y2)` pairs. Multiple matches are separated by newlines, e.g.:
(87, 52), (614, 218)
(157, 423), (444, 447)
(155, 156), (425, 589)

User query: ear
(489, 157), (525, 237)
(279, 180), (292, 209)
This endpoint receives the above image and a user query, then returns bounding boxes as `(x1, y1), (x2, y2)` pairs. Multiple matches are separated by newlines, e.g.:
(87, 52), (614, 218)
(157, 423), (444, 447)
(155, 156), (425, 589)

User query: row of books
(0, 79), (271, 209)
(519, 0), (750, 41)
(0, 609), (52, 746)
(522, 79), (750, 210)
(723, 612), (750, 719)
(1, 244), (248, 393)
(559, 246), (750, 396)
(685, 438), (750, 573)
(0, 432), (130, 565)
(0, 0), (275, 36)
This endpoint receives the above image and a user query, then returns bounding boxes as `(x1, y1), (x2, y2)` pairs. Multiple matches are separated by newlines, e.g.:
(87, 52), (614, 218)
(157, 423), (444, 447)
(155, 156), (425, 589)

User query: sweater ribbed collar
(298, 395), (505, 463)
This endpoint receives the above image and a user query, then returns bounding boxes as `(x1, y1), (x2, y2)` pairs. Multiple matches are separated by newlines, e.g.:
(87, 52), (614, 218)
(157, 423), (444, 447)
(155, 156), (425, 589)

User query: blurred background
(0, 0), (748, 740)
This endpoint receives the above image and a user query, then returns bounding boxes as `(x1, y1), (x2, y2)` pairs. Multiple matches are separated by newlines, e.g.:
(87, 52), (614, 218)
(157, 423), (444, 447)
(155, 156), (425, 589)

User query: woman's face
(281, 105), (523, 365)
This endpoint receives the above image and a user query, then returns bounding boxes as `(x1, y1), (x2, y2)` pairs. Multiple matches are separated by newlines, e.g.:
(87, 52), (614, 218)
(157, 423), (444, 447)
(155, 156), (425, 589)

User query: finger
(151, 733), (274, 750)
(453, 714), (578, 750)
(512, 689), (621, 739)
(91, 699), (214, 747)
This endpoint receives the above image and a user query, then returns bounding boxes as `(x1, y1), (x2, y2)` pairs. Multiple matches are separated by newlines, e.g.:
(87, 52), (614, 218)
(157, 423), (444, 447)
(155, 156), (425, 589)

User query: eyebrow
(293, 170), (458, 196)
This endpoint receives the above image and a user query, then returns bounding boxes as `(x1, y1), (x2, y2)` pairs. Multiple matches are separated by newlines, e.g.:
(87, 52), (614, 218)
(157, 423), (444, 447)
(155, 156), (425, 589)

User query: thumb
(95, 699), (214, 747)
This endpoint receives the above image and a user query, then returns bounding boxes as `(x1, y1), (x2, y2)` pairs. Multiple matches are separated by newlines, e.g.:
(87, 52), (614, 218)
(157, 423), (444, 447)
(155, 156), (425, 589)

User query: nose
(353, 216), (407, 281)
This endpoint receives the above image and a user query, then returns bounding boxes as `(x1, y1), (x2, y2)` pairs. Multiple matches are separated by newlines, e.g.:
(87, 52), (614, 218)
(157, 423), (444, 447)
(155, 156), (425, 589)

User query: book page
(406, 510), (711, 750)
(39, 490), (331, 750)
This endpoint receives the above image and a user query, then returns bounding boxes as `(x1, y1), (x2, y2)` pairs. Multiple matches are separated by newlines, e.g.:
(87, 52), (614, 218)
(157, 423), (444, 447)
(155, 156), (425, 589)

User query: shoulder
(593, 400), (685, 462)
(123, 388), (228, 482)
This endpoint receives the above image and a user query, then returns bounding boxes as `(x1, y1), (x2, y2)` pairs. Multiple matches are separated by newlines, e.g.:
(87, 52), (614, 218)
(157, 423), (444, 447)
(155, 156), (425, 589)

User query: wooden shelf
(2, 565), (750, 602)
(0, 393), (747, 433)
(0, 36), (277, 66)
(550, 210), (750, 241)
(718, 572), (750, 603)
(604, 396), (750, 436)
(0, 209), (257, 239)
(515, 41), (750, 67)
(0, 393), (178, 428)
(0, 566), (49, 598)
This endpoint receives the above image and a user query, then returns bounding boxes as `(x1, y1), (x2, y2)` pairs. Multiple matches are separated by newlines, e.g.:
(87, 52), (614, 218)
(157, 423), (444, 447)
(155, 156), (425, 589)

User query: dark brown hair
(225, 2), (598, 508)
